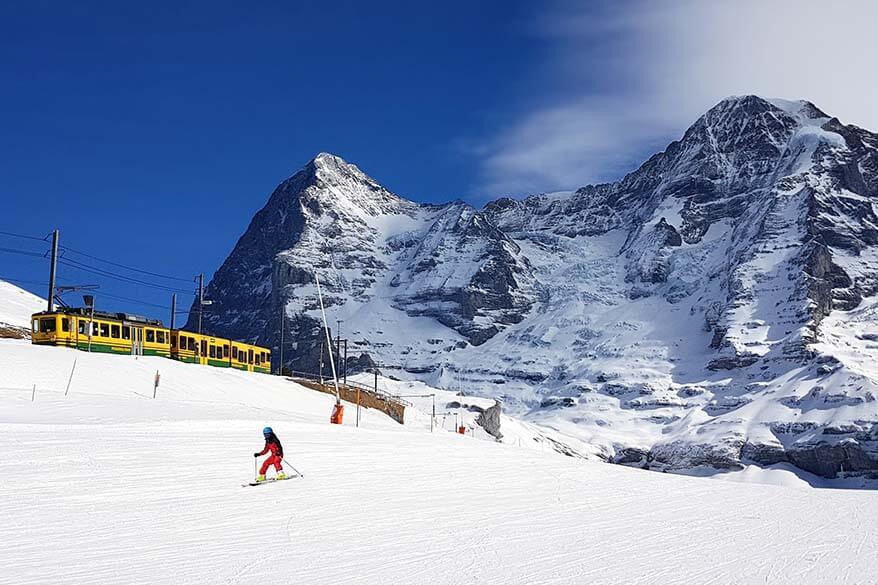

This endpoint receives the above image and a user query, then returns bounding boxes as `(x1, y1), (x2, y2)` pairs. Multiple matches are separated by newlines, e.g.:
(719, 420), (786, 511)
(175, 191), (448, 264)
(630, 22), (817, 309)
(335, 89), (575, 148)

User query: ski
(242, 475), (301, 487)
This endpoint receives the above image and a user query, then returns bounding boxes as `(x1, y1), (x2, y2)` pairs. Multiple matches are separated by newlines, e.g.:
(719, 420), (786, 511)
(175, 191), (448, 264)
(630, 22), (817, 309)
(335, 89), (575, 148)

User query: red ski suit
(257, 436), (283, 475)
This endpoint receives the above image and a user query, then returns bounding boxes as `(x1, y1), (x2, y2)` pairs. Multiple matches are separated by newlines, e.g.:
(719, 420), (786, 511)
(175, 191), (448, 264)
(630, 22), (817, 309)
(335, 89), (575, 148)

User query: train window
(248, 349), (253, 364)
(171, 335), (176, 348)
(61, 318), (69, 332)
(232, 346), (238, 359)
(209, 345), (216, 358)
(157, 331), (166, 344)
(146, 330), (155, 343)
(223, 345), (229, 358)
(39, 318), (56, 333)
(111, 325), (120, 339)
(33, 319), (38, 333)
(201, 340), (207, 355)
(99, 323), (109, 337)
(188, 338), (196, 351)
(255, 354), (261, 365)
(122, 326), (131, 340)
(78, 321), (87, 335)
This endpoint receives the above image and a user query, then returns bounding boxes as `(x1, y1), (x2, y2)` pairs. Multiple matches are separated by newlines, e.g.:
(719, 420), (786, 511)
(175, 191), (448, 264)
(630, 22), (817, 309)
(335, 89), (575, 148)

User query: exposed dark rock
(741, 441), (788, 466)
(649, 439), (745, 471)
(787, 438), (878, 478)
(613, 447), (649, 468)
(476, 401), (503, 440)
(707, 354), (760, 370)
(540, 397), (576, 409)
(704, 396), (753, 415)
(345, 353), (377, 374)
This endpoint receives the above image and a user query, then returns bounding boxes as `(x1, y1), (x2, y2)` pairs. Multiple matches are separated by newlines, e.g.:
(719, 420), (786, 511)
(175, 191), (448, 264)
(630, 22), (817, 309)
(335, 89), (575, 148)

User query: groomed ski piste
(2, 338), (878, 585)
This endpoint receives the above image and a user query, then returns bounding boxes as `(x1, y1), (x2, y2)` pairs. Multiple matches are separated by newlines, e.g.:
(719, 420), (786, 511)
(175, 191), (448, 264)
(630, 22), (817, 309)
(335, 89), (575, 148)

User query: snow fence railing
(285, 371), (408, 425)
(285, 370), (412, 407)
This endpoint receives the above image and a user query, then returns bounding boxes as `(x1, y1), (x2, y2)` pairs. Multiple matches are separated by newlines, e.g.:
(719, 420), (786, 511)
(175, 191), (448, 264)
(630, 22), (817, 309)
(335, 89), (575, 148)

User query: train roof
(33, 307), (165, 327)
(32, 308), (270, 350)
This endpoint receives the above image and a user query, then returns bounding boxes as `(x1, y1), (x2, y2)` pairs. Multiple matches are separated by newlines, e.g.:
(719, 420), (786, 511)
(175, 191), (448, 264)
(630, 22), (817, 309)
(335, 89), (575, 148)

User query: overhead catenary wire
(58, 257), (196, 295)
(0, 230), (50, 242)
(0, 246), (48, 258)
(0, 275), (203, 315)
(0, 227), (209, 323)
(59, 245), (193, 283)
(1, 227), (194, 283)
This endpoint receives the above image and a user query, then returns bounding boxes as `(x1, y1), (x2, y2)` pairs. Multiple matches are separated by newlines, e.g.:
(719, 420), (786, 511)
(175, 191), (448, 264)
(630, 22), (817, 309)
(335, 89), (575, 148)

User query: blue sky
(2, 0), (876, 321)
(1, 0), (543, 318)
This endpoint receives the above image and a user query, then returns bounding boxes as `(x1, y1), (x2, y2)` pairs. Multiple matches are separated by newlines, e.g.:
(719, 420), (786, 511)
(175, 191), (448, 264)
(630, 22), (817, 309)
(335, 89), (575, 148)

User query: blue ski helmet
(263, 426), (273, 436)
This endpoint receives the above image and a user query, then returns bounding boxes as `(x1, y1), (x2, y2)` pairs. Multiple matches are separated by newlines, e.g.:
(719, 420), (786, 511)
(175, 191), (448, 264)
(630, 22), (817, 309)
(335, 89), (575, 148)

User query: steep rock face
(388, 204), (534, 345)
(190, 153), (534, 373)
(185, 153), (418, 368)
(197, 97), (878, 480)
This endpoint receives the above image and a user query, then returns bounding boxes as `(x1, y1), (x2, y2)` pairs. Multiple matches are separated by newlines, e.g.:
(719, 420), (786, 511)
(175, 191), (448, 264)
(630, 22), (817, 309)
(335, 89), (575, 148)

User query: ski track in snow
(1, 340), (877, 585)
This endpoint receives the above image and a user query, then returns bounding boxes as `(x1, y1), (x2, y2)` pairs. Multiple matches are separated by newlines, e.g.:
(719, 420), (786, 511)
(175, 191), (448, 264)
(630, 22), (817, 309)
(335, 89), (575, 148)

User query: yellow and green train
(31, 308), (271, 374)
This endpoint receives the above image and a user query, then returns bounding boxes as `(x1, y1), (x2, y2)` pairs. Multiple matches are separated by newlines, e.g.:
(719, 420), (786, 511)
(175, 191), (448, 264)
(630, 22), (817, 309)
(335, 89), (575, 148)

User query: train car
(31, 308), (171, 357)
(230, 340), (271, 374)
(31, 307), (272, 375)
(170, 330), (230, 368)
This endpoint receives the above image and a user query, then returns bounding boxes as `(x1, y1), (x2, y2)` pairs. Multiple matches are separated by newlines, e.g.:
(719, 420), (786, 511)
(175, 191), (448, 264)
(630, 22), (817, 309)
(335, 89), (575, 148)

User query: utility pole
(47, 229), (59, 312)
(278, 305), (285, 376)
(197, 273), (204, 334)
(84, 294), (95, 353)
(170, 293), (177, 330)
(319, 340), (324, 384)
(343, 339), (347, 385)
(335, 319), (342, 373)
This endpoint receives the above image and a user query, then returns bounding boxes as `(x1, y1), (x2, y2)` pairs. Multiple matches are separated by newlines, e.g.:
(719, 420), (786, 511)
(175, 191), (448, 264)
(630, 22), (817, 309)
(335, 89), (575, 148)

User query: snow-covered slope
(347, 372), (605, 460)
(0, 281), (44, 337)
(195, 96), (878, 480)
(2, 339), (877, 585)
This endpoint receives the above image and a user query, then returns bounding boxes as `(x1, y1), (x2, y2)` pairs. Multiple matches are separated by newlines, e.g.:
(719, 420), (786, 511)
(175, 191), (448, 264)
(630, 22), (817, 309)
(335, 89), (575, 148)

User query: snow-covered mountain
(193, 96), (878, 480)
(0, 281), (44, 338)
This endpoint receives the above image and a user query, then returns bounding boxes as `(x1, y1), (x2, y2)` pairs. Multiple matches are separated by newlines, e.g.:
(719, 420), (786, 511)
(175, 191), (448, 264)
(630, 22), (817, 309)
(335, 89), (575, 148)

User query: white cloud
(477, 0), (878, 196)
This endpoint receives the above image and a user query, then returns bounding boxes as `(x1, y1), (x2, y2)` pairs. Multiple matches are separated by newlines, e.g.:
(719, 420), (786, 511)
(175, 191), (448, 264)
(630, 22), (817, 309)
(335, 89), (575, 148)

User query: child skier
(253, 426), (286, 482)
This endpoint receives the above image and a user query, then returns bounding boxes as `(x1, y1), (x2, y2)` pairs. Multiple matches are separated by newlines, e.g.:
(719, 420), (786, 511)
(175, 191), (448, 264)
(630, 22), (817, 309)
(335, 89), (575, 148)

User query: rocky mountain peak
(311, 151), (346, 166)
(293, 152), (417, 219)
(195, 98), (878, 480)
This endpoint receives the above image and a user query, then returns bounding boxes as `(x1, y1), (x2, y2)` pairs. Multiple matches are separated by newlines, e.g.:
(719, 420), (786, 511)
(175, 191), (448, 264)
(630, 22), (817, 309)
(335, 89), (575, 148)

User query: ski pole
(282, 457), (304, 478)
(254, 456), (258, 481)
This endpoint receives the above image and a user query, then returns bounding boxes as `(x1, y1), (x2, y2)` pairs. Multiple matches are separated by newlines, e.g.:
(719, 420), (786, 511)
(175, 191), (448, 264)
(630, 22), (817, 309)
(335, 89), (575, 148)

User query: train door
(131, 325), (144, 356)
